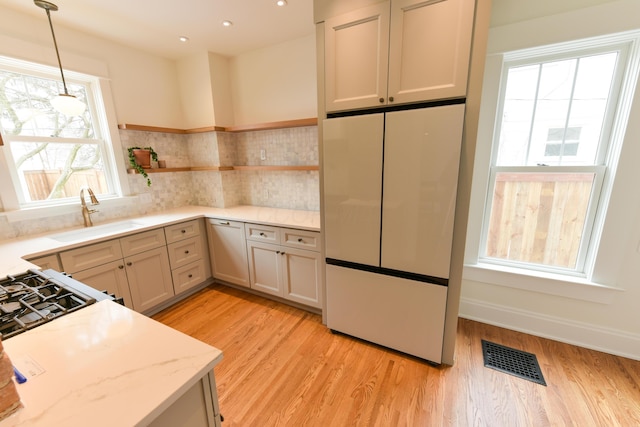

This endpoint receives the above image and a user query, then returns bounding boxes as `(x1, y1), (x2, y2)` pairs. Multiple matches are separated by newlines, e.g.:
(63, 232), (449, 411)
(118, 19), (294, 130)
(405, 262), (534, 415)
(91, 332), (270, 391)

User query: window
(0, 57), (121, 208)
(479, 39), (637, 275)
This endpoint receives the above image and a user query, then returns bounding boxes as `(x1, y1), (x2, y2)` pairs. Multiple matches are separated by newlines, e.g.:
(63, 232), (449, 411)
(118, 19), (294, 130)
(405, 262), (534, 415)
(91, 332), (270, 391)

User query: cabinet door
(126, 247), (174, 312)
(381, 104), (465, 278)
(387, 0), (475, 104)
(323, 114), (384, 266)
(324, 2), (390, 112)
(72, 260), (134, 309)
(246, 240), (282, 297)
(282, 247), (322, 309)
(207, 219), (250, 288)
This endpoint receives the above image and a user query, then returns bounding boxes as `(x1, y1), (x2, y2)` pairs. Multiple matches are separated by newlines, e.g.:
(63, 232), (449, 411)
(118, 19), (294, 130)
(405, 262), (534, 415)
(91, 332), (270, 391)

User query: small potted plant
(128, 146), (158, 187)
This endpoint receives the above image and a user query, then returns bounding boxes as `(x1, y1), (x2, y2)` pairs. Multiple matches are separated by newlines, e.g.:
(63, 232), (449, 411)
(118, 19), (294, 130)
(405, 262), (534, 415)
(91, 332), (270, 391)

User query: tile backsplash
(0, 125), (319, 239)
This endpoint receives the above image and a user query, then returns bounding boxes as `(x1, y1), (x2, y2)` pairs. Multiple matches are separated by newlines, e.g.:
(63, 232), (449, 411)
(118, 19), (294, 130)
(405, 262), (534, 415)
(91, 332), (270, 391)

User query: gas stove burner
(4, 285), (26, 293)
(19, 309), (51, 325)
(0, 269), (112, 339)
(0, 302), (21, 314)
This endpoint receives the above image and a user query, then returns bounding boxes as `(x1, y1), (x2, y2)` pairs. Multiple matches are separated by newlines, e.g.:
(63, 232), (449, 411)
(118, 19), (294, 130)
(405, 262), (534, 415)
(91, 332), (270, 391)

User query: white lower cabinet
(148, 371), (221, 427)
(125, 246), (174, 312)
(72, 260), (133, 308)
(166, 219), (211, 294)
(245, 224), (322, 309)
(207, 219), (250, 288)
(60, 228), (180, 313)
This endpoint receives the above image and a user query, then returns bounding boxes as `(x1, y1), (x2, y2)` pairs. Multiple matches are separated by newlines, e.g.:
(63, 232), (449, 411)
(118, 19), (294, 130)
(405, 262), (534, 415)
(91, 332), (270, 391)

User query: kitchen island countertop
(0, 205), (320, 277)
(0, 300), (223, 426)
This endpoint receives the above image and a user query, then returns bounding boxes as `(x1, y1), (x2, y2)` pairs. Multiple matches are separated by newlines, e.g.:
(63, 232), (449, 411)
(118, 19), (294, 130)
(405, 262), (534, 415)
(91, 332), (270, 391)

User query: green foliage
(127, 146), (158, 187)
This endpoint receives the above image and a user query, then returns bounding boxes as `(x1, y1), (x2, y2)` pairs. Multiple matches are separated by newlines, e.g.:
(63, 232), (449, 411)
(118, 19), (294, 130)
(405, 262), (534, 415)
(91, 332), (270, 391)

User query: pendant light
(34, 0), (86, 116)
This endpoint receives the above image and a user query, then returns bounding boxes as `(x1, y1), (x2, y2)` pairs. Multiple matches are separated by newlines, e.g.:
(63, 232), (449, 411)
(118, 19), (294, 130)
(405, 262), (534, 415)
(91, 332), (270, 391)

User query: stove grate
(481, 340), (546, 386)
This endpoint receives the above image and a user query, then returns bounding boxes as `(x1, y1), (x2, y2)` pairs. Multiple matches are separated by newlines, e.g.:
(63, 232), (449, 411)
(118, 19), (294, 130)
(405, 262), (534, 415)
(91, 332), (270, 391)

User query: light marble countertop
(0, 300), (223, 427)
(0, 205), (320, 277)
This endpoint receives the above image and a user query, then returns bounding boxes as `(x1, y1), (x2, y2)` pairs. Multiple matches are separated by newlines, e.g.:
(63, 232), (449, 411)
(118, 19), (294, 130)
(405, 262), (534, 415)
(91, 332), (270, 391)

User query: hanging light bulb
(34, 0), (86, 116)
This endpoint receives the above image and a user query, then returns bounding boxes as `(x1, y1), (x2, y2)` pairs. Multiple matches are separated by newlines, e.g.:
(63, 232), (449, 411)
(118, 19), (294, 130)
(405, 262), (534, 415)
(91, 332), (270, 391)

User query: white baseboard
(459, 297), (640, 361)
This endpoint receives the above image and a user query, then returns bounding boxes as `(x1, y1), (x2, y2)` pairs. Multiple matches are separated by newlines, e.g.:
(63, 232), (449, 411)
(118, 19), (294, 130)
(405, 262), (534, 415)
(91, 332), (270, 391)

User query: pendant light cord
(43, 7), (70, 96)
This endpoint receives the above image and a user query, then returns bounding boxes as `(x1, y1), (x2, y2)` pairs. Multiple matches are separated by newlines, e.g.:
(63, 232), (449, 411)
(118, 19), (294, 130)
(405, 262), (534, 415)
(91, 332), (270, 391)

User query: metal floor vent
(482, 340), (546, 386)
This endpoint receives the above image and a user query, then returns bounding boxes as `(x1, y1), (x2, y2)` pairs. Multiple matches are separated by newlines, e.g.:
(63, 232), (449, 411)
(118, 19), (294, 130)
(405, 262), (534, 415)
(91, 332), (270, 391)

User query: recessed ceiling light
(179, 36), (189, 42)
(222, 20), (233, 27)
(276, 0), (288, 6)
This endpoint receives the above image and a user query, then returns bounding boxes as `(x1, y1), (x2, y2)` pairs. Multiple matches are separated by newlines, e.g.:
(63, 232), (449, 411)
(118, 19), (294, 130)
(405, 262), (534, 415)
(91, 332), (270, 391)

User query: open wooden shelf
(127, 165), (316, 174)
(118, 117), (317, 134)
(127, 166), (233, 174)
(189, 166), (235, 172)
(233, 165), (319, 171)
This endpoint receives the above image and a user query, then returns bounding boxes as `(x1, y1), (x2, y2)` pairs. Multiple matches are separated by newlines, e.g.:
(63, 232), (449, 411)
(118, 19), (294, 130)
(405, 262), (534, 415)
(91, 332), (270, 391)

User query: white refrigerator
(323, 104), (465, 363)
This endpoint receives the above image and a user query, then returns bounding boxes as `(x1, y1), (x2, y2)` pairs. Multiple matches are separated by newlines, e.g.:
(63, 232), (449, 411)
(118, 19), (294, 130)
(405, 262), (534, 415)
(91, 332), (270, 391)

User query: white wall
(0, 8), (185, 129)
(461, 0), (640, 360)
(177, 53), (215, 129)
(230, 34), (317, 124)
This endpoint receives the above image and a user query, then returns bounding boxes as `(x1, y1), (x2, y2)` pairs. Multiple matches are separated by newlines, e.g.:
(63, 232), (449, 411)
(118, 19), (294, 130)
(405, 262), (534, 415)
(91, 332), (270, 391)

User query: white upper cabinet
(324, 0), (475, 112)
(324, 3), (390, 112)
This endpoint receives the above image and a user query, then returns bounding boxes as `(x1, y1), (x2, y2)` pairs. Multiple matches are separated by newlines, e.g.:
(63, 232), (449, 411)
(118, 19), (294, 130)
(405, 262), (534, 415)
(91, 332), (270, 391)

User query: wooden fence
(485, 172), (594, 269)
(24, 170), (107, 201)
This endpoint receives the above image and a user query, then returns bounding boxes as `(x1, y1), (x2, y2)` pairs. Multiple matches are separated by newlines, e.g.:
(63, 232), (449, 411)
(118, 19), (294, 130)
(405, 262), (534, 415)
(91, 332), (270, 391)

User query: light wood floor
(153, 284), (640, 427)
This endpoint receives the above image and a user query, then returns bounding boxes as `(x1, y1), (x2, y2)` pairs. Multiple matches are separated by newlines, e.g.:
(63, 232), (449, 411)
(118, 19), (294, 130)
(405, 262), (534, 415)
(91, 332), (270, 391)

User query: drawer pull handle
(281, 252), (285, 256)
(118, 265), (124, 270)
(181, 229), (186, 234)
(260, 232), (266, 237)
(126, 262), (133, 266)
(188, 274), (193, 278)
(298, 238), (304, 243)
(185, 250), (190, 254)
(276, 251), (280, 254)
(220, 221), (230, 225)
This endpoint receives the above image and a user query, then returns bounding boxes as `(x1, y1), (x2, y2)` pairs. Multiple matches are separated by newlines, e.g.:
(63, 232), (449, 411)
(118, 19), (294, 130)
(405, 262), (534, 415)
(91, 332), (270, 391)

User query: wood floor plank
(153, 284), (640, 427)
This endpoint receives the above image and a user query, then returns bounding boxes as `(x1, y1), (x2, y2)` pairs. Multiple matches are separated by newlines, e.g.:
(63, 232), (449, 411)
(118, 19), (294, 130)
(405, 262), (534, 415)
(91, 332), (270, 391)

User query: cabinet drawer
(168, 236), (203, 269)
(245, 223), (280, 243)
(165, 219), (201, 244)
(60, 240), (123, 273)
(281, 228), (321, 252)
(172, 260), (208, 294)
(120, 228), (166, 257)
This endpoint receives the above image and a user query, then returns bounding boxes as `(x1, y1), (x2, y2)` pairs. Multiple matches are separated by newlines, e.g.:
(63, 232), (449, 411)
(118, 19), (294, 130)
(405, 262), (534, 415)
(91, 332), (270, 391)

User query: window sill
(0, 196), (138, 223)
(463, 263), (623, 304)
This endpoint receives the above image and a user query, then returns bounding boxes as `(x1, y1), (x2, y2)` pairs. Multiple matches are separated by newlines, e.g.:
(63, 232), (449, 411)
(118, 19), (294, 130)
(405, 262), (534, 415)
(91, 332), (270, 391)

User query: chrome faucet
(80, 187), (100, 227)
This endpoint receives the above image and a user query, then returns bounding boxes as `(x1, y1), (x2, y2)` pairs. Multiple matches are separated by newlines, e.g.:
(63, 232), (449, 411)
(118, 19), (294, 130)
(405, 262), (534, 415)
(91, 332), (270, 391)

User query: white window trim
(465, 29), (640, 304)
(479, 165), (606, 275)
(0, 46), (131, 219)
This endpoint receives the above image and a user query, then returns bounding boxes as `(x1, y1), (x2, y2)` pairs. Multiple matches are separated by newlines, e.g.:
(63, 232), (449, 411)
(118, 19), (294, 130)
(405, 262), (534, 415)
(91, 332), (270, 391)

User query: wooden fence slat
(24, 170), (106, 201)
(486, 172), (593, 268)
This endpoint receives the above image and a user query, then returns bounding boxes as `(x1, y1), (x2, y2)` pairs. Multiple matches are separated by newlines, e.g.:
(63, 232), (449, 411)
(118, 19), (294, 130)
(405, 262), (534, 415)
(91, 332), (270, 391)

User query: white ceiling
(4, 0), (315, 60)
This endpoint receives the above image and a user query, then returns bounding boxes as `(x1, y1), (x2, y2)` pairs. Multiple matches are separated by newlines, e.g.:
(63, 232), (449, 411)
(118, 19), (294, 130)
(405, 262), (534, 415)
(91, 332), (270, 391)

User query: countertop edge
(1, 205), (320, 277)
